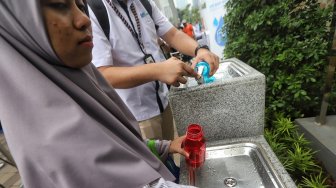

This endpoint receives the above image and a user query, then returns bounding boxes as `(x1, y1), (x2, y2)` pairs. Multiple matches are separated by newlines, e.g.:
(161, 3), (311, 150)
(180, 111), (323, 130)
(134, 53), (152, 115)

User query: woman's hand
(168, 135), (189, 158)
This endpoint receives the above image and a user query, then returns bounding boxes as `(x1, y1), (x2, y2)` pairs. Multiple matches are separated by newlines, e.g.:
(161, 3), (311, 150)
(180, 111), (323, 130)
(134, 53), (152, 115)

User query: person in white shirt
(89, 0), (219, 140)
(193, 21), (203, 40)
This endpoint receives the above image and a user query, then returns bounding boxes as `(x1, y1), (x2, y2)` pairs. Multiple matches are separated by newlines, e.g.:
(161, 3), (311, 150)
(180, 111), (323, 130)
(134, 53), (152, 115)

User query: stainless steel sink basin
(191, 142), (285, 188)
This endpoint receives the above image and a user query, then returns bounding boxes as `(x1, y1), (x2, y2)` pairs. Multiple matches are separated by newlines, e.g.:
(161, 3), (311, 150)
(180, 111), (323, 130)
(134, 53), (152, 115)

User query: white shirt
(89, 0), (174, 121)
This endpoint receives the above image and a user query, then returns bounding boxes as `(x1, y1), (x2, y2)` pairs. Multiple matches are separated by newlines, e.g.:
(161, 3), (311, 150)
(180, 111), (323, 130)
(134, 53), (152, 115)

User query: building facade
(154, 0), (179, 26)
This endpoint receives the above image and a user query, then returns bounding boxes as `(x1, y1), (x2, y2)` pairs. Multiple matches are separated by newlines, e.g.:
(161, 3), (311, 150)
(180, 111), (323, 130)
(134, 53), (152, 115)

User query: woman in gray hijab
(0, 1), (195, 187)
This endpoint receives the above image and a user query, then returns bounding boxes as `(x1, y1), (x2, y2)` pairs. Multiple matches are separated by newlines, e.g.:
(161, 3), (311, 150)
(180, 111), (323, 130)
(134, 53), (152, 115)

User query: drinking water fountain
(169, 58), (296, 188)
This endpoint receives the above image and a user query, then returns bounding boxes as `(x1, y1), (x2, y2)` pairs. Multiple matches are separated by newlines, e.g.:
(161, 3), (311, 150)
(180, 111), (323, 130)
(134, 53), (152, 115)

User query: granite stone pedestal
(169, 58), (265, 141)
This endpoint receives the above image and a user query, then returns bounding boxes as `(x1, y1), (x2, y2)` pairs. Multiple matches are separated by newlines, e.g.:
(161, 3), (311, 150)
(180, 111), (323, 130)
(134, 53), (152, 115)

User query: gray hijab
(0, 1), (174, 188)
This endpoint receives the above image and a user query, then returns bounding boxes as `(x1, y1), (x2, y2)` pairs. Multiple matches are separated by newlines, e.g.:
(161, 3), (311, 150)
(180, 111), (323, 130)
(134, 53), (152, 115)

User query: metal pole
(315, 2), (336, 125)
(316, 57), (336, 125)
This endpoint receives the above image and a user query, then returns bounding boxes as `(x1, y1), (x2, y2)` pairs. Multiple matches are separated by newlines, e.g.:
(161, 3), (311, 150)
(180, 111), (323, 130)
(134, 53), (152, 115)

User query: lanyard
(105, 0), (146, 54)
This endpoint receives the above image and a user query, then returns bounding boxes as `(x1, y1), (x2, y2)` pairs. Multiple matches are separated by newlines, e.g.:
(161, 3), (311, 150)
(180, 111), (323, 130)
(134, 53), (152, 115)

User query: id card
(144, 54), (155, 64)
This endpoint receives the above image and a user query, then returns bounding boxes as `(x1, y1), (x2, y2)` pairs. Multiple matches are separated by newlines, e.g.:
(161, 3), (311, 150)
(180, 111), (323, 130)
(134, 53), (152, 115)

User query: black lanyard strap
(105, 0), (146, 54)
(130, 4), (142, 44)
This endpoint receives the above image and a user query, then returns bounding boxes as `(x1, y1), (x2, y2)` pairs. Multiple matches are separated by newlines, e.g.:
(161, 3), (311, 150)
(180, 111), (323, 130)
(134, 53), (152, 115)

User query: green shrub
(299, 172), (330, 188)
(265, 117), (329, 186)
(224, 0), (335, 120)
(224, 1), (335, 186)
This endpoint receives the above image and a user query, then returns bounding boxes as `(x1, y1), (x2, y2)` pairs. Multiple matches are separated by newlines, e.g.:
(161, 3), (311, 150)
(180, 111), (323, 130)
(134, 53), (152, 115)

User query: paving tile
(10, 185), (21, 188)
(0, 172), (14, 184)
(12, 179), (21, 186)
(0, 165), (17, 174)
(3, 173), (21, 188)
(0, 133), (21, 188)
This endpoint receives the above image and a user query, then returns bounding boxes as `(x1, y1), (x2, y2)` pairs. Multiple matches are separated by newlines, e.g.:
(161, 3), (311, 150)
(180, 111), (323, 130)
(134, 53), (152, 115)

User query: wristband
(147, 140), (160, 160)
(194, 45), (209, 56)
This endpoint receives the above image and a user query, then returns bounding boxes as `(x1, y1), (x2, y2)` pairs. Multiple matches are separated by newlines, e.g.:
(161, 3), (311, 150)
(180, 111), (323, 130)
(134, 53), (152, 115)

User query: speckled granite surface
(178, 136), (297, 187)
(169, 58), (265, 142)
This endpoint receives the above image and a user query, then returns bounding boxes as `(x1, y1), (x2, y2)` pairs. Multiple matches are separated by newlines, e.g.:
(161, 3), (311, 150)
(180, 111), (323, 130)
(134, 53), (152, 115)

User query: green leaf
(294, 92), (300, 98)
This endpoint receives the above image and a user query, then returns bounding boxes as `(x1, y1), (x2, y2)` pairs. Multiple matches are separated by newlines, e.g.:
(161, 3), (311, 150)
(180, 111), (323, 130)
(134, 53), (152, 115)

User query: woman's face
(41, 0), (93, 68)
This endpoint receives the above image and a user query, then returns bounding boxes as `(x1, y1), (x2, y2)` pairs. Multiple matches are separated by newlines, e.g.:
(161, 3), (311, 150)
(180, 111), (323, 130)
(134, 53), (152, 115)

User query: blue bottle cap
(195, 61), (215, 84)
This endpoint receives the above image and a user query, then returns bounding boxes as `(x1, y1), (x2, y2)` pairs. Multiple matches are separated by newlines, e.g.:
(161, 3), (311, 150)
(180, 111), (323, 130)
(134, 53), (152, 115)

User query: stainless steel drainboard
(193, 142), (284, 188)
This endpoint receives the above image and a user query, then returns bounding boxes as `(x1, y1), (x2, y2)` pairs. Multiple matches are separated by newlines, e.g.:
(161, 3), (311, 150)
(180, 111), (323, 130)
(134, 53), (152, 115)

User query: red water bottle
(184, 124), (206, 168)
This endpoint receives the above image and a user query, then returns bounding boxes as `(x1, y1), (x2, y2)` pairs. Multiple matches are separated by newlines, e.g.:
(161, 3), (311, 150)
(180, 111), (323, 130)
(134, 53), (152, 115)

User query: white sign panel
(200, 0), (228, 58)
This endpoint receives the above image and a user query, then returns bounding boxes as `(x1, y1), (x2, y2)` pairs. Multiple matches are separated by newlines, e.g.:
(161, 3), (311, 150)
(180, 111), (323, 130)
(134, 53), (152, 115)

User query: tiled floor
(0, 133), (22, 188)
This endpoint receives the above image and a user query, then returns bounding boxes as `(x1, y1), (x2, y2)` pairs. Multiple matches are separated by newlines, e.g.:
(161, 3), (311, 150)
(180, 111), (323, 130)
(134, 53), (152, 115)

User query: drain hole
(224, 177), (237, 187)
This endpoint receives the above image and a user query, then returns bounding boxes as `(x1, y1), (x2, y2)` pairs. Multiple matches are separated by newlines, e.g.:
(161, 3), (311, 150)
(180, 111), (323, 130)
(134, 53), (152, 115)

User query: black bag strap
(140, 0), (152, 17)
(88, 0), (158, 40)
(139, 0), (159, 30)
(87, 0), (110, 39)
